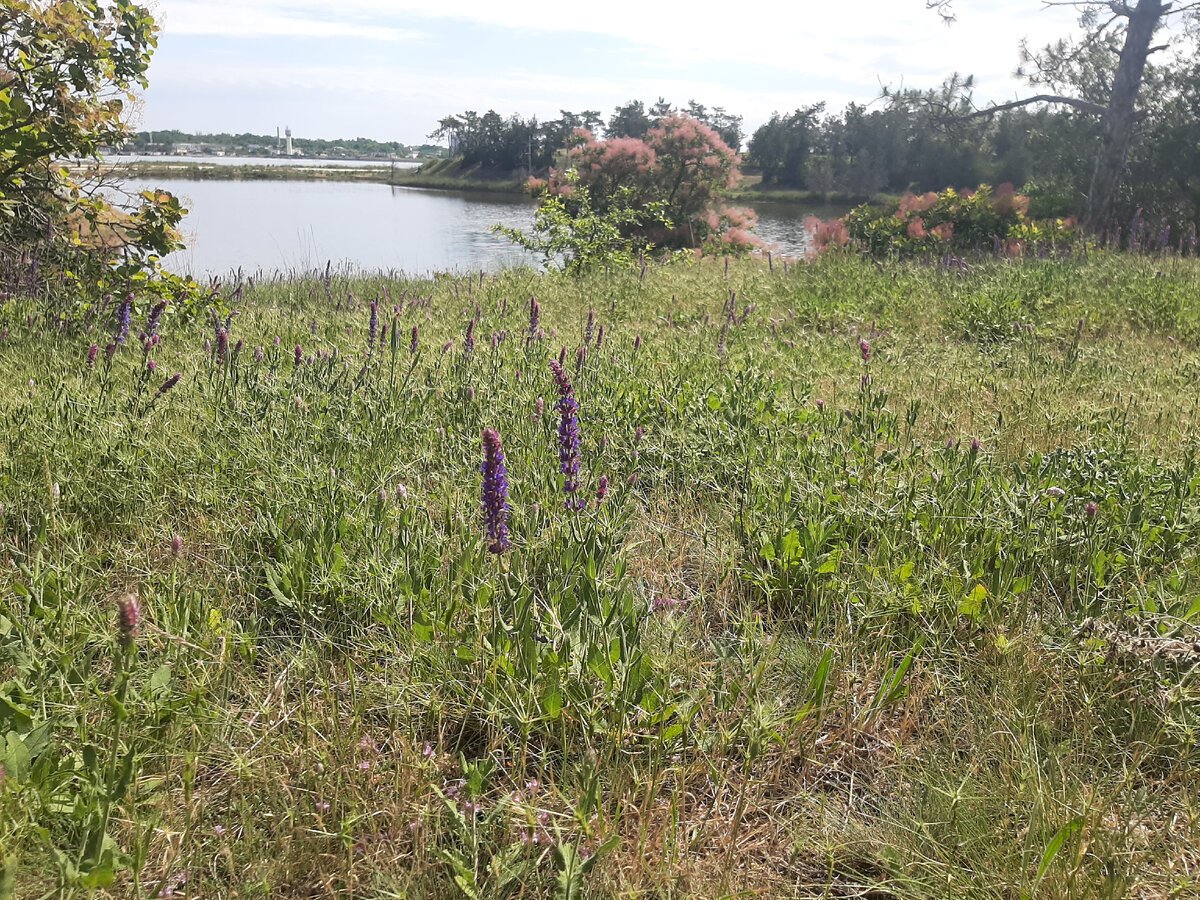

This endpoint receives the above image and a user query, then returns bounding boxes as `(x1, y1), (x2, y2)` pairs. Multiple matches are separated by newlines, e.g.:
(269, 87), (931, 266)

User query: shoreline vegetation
(97, 158), (885, 208)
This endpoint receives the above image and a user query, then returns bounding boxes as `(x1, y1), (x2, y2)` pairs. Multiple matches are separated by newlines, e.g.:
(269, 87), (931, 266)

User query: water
(123, 177), (837, 277)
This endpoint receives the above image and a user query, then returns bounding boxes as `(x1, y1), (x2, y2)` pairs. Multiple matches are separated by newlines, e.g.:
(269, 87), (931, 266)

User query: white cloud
(160, 2), (418, 40)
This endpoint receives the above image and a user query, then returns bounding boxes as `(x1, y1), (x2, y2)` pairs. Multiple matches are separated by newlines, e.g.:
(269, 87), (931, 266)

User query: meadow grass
(1, 251), (1199, 898)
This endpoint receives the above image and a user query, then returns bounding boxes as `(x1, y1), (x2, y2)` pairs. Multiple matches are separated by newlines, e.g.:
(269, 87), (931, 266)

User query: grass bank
(2, 252), (1200, 897)
(387, 158), (527, 194)
(97, 162), (395, 183)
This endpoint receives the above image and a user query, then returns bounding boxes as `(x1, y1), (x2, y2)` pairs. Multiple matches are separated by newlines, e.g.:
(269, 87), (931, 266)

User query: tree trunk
(1083, 0), (1166, 233)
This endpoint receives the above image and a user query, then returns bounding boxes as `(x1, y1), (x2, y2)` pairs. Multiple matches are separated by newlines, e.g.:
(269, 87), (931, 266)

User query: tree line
(433, 8), (1200, 239)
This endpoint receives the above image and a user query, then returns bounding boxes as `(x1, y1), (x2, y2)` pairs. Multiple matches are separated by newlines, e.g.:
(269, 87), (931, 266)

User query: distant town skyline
(141, 0), (1104, 146)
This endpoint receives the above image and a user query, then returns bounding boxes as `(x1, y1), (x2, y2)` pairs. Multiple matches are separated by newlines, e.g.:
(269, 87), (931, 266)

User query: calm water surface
(128, 178), (837, 277)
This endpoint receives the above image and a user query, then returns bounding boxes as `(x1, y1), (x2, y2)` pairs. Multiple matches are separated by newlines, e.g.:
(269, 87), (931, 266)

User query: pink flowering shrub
(818, 184), (1081, 257)
(541, 115), (761, 254)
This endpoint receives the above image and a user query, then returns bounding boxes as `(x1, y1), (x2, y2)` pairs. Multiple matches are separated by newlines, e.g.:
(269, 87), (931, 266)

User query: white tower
(285, 126), (293, 156)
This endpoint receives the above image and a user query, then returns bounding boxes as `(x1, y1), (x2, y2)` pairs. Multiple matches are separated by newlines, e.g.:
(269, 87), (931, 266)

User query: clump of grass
(0, 251), (1198, 897)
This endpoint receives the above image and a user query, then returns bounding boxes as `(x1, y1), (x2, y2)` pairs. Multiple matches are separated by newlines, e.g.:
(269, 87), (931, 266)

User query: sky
(140, 0), (1092, 147)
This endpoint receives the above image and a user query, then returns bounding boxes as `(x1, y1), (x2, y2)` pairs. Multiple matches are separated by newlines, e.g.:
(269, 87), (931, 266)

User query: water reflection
(127, 178), (835, 277)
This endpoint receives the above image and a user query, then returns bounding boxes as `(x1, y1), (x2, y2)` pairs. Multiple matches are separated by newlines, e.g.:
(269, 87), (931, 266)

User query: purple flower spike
(156, 373), (182, 397)
(410, 325), (419, 355)
(294, 345), (303, 368)
(549, 360), (582, 510)
(585, 308), (595, 345)
(117, 594), (141, 648)
(369, 301), (379, 351)
(859, 339), (871, 363)
(480, 428), (510, 553)
(87, 343), (99, 368)
(596, 475), (609, 505)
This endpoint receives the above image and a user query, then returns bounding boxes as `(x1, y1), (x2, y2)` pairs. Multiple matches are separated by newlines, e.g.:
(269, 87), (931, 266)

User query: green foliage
(493, 170), (672, 273)
(842, 184), (1080, 257)
(0, 1), (198, 317)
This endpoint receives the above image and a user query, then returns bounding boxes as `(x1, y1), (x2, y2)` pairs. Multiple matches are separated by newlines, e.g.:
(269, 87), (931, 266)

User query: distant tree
(606, 101), (652, 139)
(926, 0), (1200, 231)
(748, 105), (824, 188)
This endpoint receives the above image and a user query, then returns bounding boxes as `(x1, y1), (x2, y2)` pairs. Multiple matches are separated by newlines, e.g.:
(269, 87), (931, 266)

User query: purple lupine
(595, 323), (605, 350)
(369, 301), (379, 351)
(480, 428), (510, 553)
(294, 345), (303, 369)
(549, 360), (582, 510)
(216, 329), (229, 359)
(142, 300), (167, 341)
(147, 359), (157, 372)
(114, 294), (133, 346)
(410, 325), (419, 355)
(527, 295), (541, 344)
(464, 318), (475, 359)
(156, 373), (182, 397)
(596, 475), (609, 506)
(860, 339), (871, 363)
(87, 343), (99, 368)
(585, 308), (595, 346)
(105, 342), (117, 360)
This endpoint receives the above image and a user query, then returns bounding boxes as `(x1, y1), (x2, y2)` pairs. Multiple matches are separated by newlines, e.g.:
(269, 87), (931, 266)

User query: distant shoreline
(92, 160), (875, 210)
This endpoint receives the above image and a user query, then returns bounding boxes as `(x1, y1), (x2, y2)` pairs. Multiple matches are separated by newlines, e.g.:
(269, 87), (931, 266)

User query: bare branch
(940, 94), (1109, 121)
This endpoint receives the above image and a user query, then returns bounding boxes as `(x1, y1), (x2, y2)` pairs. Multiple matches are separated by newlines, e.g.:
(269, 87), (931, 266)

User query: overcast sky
(140, 0), (1092, 146)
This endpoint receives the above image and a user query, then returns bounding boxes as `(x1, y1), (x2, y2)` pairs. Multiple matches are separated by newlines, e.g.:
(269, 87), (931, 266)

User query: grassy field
(1, 251), (1199, 898)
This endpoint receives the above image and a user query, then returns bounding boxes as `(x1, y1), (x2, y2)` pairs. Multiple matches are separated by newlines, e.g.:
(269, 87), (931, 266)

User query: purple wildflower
(549, 360), (582, 510)
(369, 301), (379, 351)
(142, 300), (167, 341)
(596, 323), (604, 349)
(633, 334), (642, 353)
(114, 294), (132, 346)
(1085, 501), (1099, 518)
(480, 428), (510, 553)
(147, 359), (157, 372)
(171, 534), (184, 557)
(294, 345), (303, 369)
(527, 295), (541, 344)
(596, 475), (609, 505)
(859, 339), (871, 363)
(410, 325), (419, 355)
(585, 308), (595, 345)
(216, 329), (229, 359)
(156, 373), (182, 397)
(87, 343), (99, 368)
(464, 318), (475, 359)
(116, 594), (141, 648)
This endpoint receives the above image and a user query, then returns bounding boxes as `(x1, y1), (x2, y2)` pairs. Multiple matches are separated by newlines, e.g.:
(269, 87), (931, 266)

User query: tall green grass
(1, 251), (1198, 898)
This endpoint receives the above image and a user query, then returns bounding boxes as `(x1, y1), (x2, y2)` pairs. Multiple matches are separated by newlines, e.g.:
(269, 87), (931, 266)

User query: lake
(123, 177), (837, 277)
